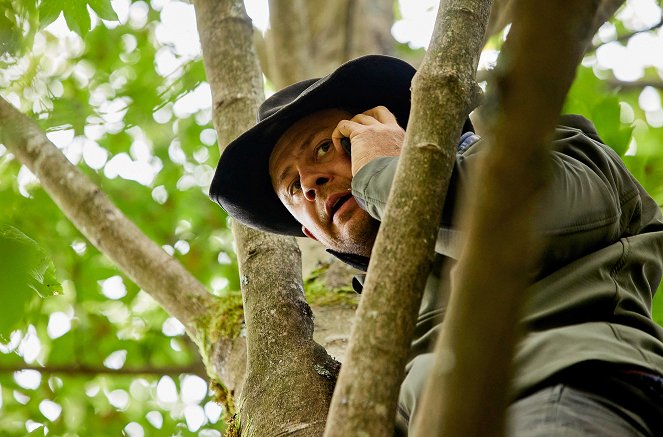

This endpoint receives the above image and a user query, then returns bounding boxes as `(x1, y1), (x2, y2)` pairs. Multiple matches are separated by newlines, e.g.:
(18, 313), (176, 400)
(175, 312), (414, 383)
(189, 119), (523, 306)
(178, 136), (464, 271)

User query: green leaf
(0, 12), (20, 55)
(38, 0), (64, 30)
(62, 0), (90, 37)
(0, 225), (62, 339)
(564, 66), (601, 115)
(654, 281), (663, 327)
(28, 424), (47, 435)
(3, 225), (62, 296)
(87, 0), (117, 21)
(590, 97), (633, 156)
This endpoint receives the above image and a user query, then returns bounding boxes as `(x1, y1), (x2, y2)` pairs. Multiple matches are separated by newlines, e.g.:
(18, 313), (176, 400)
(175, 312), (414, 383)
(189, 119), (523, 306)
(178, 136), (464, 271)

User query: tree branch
(323, 1), (492, 435)
(0, 363), (208, 379)
(589, 0), (627, 44)
(607, 78), (663, 89)
(0, 98), (216, 345)
(485, 0), (514, 39)
(589, 15), (663, 53)
(413, 1), (601, 436)
(484, 0), (628, 53)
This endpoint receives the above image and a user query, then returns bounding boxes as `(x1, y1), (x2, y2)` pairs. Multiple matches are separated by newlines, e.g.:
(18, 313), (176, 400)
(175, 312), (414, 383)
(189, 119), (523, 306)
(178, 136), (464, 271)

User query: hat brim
(209, 55), (416, 236)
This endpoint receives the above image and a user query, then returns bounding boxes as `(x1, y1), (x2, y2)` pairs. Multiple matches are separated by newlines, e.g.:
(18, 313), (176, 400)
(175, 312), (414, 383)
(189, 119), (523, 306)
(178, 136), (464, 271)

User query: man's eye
(316, 141), (332, 159)
(289, 179), (301, 196)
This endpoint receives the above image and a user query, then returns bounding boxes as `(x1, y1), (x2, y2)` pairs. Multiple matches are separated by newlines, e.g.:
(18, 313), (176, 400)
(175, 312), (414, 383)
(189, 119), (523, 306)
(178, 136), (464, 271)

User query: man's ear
(302, 226), (318, 241)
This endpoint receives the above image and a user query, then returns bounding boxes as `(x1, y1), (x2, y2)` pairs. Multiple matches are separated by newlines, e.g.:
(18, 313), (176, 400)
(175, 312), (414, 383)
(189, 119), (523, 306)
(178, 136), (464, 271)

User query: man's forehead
(268, 108), (348, 174)
(277, 108), (344, 148)
(269, 126), (319, 175)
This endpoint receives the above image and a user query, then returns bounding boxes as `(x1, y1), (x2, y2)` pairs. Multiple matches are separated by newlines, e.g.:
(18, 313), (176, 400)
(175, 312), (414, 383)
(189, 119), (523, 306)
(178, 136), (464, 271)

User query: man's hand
(332, 106), (405, 176)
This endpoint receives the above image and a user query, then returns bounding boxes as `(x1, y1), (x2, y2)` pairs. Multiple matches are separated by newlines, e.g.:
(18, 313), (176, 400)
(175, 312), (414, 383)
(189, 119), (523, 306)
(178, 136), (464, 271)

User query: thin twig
(607, 78), (663, 89)
(588, 15), (663, 54)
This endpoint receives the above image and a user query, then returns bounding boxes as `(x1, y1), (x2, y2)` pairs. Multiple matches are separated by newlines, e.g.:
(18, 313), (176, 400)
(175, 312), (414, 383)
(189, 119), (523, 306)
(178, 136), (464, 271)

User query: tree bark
(485, 0), (624, 42)
(413, 1), (601, 436)
(266, 0), (312, 88)
(193, 0), (339, 434)
(342, 0), (394, 61)
(323, 1), (492, 435)
(309, 0), (394, 77)
(262, 0), (394, 81)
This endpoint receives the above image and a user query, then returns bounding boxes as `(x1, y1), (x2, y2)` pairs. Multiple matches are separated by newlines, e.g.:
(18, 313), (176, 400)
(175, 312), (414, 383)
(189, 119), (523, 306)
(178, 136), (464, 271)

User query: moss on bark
(304, 262), (358, 307)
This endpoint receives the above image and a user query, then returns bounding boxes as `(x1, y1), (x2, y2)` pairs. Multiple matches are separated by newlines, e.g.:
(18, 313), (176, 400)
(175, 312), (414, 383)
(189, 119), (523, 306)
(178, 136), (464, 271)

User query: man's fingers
(331, 107), (403, 160)
(332, 119), (364, 151)
(332, 119), (364, 139)
(362, 105), (398, 125)
(350, 114), (380, 126)
(346, 107), (399, 127)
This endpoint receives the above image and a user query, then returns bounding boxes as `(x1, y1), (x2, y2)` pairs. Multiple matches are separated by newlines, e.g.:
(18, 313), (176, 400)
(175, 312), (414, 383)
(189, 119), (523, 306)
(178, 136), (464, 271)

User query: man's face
(269, 108), (379, 257)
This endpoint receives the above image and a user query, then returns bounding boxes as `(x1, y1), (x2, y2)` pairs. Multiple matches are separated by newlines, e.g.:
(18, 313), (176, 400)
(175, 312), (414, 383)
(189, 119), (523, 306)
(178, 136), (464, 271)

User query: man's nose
(302, 174), (329, 201)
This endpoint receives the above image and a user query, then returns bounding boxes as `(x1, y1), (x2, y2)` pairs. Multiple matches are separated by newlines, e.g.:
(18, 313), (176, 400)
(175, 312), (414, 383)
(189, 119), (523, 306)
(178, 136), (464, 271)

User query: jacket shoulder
(557, 114), (604, 143)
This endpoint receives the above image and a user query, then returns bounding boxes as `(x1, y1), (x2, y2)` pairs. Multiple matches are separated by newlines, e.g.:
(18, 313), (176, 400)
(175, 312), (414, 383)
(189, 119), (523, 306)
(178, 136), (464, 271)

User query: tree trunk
(265, 0), (312, 89)
(192, 0), (339, 434)
(262, 0), (394, 83)
(323, 1), (492, 435)
(413, 1), (602, 435)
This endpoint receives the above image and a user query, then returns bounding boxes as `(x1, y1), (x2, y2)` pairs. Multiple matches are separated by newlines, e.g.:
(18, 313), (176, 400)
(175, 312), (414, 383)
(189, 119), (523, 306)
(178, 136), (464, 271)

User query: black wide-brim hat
(209, 55), (417, 236)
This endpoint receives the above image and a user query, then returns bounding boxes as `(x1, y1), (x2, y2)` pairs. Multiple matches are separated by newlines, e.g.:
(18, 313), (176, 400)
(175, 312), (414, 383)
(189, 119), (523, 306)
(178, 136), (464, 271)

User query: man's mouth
(326, 193), (353, 220)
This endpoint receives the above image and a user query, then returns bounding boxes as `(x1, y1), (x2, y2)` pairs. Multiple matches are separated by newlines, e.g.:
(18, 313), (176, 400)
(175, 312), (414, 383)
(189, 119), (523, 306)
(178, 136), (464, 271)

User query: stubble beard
(332, 212), (379, 258)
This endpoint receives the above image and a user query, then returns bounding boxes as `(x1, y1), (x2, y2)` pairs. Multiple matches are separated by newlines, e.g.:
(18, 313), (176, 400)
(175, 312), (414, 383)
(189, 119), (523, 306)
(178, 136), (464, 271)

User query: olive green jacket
(350, 116), (663, 400)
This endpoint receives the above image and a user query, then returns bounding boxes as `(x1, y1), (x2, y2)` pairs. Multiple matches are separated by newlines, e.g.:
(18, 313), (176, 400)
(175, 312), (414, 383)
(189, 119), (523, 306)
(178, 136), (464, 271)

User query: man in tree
(210, 55), (663, 435)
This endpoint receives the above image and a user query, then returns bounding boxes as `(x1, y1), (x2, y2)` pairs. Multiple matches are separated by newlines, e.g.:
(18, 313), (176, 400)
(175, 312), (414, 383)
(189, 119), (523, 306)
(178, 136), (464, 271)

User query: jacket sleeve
(351, 156), (399, 222)
(351, 124), (663, 273)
